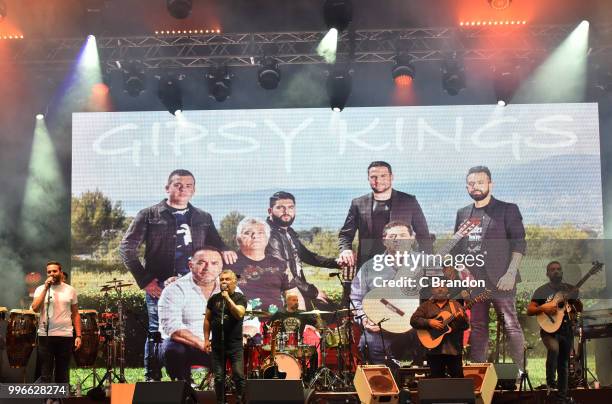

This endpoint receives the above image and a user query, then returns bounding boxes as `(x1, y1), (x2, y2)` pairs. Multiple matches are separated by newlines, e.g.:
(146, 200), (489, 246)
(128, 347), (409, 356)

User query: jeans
(542, 330), (572, 397)
(145, 291), (163, 380)
(427, 354), (464, 378)
(211, 345), (244, 404)
(162, 339), (210, 381)
(37, 336), (73, 383)
(469, 297), (525, 370)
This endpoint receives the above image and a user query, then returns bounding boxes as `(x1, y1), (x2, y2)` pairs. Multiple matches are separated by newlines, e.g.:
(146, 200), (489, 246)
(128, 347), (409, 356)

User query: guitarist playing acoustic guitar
(410, 285), (469, 378)
(527, 261), (587, 404)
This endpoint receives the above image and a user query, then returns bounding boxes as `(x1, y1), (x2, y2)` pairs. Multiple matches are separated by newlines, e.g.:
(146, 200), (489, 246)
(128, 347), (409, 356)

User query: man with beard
(410, 285), (468, 378)
(339, 161), (433, 269)
(350, 221), (424, 365)
(31, 261), (82, 386)
(119, 169), (237, 381)
(227, 217), (295, 313)
(452, 166), (526, 370)
(266, 191), (341, 310)
(527, 262), (582, 404)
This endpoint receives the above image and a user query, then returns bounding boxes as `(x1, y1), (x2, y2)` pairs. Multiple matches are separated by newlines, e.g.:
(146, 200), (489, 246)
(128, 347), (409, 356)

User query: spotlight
(493, 65), (519, 106)
(167, 0), (192, 19)
(323, 0), (353, 32)
(158, 74), (183, 115)
(0, 0), (6, 21)
(36, 114), (44, 120)
(488, 0), (511, 10)
(441, 58), (466, 96)
(392, 53), (415, 87)
(258, 57), (281, 90)
(327, 66), (352, 112)
(207, 66), (232, 102)
(123, 61), (146, 97)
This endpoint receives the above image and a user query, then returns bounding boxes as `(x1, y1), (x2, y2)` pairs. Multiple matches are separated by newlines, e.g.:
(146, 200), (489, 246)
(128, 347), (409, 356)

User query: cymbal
(300, 309), (333, 315)
(104, 279), (125, 284)
(244, 310), (271, 318)
(100, 282), (133, 292)
(334, 308), (356, 314)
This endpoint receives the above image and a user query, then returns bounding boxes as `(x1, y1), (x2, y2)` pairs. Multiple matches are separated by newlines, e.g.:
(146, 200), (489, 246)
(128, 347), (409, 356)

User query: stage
(3, 386), (611, 404)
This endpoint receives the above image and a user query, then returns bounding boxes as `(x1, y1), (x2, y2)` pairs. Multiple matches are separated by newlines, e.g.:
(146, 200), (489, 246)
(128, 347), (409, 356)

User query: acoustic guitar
(536, 261), (603, 334)
(361, 218), (481, 334)
(417, 289), (492, 349)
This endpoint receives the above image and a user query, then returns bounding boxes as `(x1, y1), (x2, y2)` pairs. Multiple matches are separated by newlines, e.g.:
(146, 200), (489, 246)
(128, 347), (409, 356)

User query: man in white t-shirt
(31, 261), (82, 384)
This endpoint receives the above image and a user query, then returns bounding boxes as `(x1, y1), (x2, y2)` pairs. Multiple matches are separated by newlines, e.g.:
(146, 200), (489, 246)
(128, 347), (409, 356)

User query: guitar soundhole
(557, 302), (565, 309)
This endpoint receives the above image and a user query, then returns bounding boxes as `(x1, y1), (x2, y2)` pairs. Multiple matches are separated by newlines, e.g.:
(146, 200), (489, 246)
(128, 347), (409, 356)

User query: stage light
(488, 0), (511, 10)
(0, 0), (6, 21)
(327, 66), (352, 112)
(493, 66), (518, 106)
(207, 65), (232, 102)
(392, 53), (415, 87)
(441, 58), (466, 96)
(35, 114), (44, 121)
(258, 57), (281, 90)
(158, 74), (183, 115)
(123, 61), (146, 97)
(167, 0), (192, 19)
(323, 0), (353, 32)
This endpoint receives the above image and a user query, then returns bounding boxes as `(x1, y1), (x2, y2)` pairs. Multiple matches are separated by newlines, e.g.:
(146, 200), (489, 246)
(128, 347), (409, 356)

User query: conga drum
(6, 309), (37, 367)
(74, 310), (99, 367)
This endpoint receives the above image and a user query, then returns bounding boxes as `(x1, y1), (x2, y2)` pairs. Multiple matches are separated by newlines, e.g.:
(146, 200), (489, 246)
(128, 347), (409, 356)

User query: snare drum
(6, 309), (37, 368)
(74, 310), (99, 367)
(261, 352), (302, 380)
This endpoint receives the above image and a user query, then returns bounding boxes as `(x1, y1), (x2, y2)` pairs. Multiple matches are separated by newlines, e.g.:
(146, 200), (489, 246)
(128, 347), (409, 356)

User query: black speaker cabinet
(133, 381), (197, 404)
(247, 379), (305, 403)
(418, 378), (476, 404)
(494, 363), (518, 390)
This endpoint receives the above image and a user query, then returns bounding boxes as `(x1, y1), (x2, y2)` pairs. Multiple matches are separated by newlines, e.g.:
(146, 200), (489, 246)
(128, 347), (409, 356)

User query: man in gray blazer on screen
(338, 161), (433, 269)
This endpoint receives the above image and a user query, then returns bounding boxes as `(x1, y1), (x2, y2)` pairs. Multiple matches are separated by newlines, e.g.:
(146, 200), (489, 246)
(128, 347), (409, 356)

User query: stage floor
(3, 386), (610, 404)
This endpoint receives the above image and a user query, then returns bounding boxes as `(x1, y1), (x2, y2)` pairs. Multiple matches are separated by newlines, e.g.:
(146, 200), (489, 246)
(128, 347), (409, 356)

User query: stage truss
(4, 23), (612, 72)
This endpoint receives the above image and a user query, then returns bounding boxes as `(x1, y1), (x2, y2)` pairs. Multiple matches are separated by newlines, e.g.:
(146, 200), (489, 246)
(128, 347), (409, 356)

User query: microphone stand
(220, 287), (226, 400)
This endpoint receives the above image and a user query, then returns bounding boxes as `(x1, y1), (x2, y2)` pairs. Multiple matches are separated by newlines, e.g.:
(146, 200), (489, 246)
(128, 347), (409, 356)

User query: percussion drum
(325, 322), (351, 348)
(74, 310), (99, 367)
(6, 310), (37, 368)
(261, 352), (302, 380)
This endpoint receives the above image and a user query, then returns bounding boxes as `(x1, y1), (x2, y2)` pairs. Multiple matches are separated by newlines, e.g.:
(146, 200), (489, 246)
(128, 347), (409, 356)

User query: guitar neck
(574, 270), (596, 290)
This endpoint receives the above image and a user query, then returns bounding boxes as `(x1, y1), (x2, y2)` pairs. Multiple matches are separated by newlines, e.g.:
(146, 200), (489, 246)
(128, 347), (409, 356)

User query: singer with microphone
(203, 269), (247, 404)
(31, 261), (82, 385)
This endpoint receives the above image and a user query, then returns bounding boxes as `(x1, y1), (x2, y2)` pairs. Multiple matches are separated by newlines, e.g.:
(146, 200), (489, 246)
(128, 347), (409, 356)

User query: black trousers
(211, 345), (244, 404)
(427, 353), (464, 378)
(37, 336), (73, 383)
(542, 330), (572, 397)
(162, 339), (210, 381)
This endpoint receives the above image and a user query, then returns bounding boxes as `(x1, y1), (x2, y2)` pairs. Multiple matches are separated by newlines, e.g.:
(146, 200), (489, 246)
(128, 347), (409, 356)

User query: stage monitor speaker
(418, 378), (475, 404)
(493, 363), (518, 391)
(354, 365), (400, 404)
(132, 381), (197, 404)
(463, 363), (497, 404)
(246, 379), (305, 403)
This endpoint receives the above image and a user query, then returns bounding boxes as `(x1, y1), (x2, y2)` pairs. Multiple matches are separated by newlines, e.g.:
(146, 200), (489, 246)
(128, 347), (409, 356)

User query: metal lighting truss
(4, 23), (612, 71)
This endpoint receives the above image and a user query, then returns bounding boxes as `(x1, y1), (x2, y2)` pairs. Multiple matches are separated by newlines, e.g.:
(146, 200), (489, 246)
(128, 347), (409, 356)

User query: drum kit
(238, 307), (360, 391)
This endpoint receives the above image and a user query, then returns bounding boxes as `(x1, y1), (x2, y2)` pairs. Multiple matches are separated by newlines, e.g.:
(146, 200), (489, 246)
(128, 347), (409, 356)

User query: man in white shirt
(158, 247), (225, 381)
(31, 261), (82, 384)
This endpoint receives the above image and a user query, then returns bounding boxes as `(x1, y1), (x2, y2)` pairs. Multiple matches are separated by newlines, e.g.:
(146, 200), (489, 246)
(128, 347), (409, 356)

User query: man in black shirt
(527, 261), (582, 404)
(410, 286), (468, 378)
(269, 291), (319, 336)
(204, 269), (247, 404)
